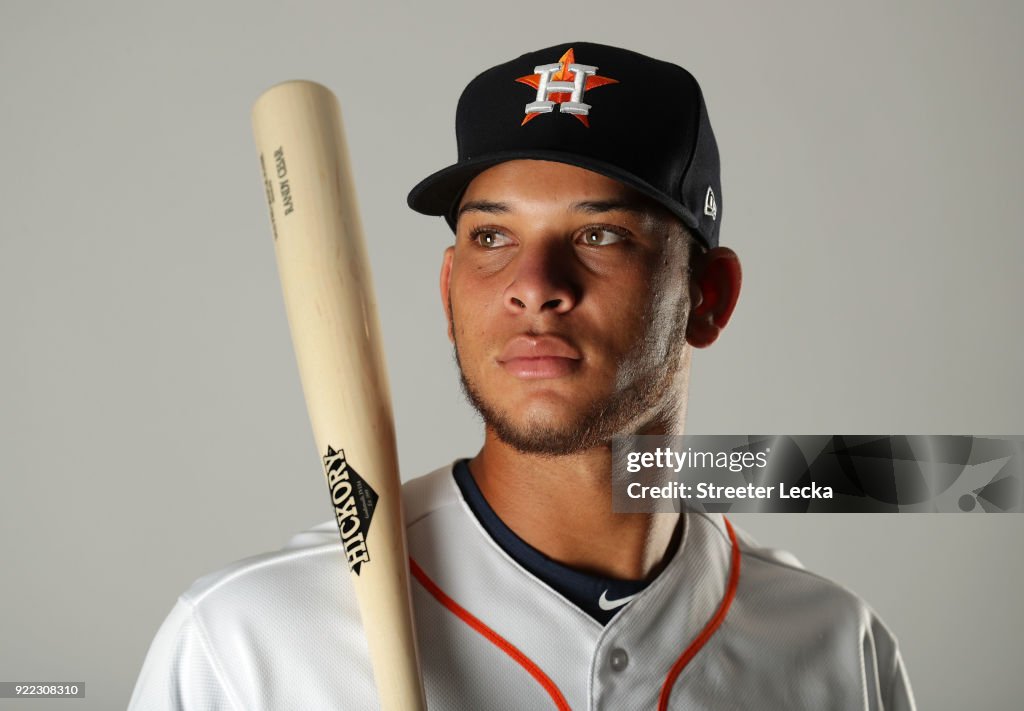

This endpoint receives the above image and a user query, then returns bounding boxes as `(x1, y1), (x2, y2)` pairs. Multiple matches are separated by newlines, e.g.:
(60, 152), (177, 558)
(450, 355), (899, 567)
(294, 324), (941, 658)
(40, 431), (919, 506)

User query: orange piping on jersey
(657, 516), (742, 711)
(410, 557), (572, 711)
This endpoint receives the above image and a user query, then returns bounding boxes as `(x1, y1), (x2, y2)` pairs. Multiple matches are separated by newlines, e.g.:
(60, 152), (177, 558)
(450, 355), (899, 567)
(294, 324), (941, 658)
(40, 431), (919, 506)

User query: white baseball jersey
(129, 461), (916, 710)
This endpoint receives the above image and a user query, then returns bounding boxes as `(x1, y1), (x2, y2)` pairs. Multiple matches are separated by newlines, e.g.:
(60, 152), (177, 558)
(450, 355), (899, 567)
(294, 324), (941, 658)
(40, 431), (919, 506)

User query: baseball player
(129, 42), (916, 710)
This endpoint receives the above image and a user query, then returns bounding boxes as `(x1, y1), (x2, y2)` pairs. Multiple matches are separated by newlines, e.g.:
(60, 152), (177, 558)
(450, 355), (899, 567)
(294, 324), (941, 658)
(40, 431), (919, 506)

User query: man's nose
(503, 242), (579, 315)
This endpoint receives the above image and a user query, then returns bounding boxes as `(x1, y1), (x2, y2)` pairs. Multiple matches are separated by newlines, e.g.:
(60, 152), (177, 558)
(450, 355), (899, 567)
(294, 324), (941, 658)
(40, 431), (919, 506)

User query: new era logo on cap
(704, 186), (717, 221)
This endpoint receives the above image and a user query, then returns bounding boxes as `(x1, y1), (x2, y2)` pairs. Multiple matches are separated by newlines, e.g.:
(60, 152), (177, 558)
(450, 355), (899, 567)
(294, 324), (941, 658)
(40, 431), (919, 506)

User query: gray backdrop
(2, 1), (1021, 709)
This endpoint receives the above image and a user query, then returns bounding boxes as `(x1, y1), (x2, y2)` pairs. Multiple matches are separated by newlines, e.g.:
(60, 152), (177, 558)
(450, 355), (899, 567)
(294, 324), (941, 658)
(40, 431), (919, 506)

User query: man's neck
(468, 433), (681, 582)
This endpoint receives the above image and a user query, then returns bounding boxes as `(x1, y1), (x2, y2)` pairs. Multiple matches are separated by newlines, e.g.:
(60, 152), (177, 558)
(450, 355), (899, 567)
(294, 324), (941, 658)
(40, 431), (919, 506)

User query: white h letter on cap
(525, 63), (599, 117)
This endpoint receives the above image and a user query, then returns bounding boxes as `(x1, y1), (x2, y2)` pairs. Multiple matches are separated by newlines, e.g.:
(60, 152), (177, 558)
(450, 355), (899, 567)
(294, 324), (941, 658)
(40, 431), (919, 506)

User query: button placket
(608, 647), (629, 672)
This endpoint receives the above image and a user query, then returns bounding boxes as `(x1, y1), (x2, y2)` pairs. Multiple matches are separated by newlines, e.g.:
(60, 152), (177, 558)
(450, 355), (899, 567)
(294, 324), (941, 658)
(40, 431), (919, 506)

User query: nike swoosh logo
(598, 590), (639, 611)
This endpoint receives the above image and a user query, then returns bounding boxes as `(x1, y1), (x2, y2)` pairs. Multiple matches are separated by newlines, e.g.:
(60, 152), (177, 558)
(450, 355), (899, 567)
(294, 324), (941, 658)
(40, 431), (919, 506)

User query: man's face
(441, 160), (694, 455)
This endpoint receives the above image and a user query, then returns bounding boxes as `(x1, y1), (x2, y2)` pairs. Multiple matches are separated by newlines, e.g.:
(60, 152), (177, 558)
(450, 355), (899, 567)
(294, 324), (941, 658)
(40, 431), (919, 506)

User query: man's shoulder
(178, 461), (459, 609)
(721, 518), (914, 707)
(128, 462), (463, 709)
(730, 519), (872, 607)
(726, 517), (903, 651)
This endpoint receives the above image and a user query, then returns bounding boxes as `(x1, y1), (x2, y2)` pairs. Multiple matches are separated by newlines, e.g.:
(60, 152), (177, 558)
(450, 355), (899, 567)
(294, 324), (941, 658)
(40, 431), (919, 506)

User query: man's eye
(579, 228), (624, 246)
(471, 230), (511, 248)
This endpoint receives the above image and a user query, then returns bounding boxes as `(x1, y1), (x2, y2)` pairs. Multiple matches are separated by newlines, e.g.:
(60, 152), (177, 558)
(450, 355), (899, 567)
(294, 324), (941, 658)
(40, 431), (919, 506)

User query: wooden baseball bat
(251, 80), (427, 711)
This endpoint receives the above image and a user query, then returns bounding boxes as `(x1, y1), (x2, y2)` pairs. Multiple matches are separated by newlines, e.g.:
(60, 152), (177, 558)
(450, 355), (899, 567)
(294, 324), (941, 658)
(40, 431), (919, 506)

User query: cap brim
(407, 149), (702, 235)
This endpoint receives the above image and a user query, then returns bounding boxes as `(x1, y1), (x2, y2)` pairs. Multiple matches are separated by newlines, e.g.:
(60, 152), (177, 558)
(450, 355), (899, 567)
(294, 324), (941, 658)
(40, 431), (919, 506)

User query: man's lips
(497, 335), (583, 379)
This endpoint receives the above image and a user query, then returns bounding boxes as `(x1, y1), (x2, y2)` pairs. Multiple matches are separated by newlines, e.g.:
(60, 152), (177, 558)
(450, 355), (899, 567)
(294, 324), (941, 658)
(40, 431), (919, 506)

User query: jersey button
(609, 648), (629, 672)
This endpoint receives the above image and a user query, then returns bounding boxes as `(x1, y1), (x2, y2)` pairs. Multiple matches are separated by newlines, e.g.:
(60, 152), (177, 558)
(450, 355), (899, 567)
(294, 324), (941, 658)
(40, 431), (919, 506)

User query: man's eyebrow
(457, 200), (511, 218)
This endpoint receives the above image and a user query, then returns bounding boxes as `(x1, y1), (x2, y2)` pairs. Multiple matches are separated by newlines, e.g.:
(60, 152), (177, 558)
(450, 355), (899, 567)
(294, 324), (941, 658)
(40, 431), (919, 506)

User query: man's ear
(686, 246), (742, 348)
(440, 245), (455, 343)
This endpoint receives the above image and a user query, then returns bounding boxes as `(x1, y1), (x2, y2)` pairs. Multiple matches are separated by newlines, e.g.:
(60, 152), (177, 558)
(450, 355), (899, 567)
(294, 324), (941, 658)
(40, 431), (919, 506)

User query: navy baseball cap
(407, 41), (723, 249)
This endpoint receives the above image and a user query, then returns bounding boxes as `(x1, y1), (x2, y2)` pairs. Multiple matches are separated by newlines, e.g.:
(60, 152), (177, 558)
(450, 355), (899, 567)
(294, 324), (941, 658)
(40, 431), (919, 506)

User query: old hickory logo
(324, 446), (379, 575)
(516, 48), (617, 126)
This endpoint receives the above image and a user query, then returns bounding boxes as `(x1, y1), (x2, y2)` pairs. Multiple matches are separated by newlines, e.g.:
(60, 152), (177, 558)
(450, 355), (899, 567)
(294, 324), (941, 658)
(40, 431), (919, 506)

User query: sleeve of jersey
(870, 613), (917, 711)
(127, 597), (239, 711)
(883, 644), (916, 711)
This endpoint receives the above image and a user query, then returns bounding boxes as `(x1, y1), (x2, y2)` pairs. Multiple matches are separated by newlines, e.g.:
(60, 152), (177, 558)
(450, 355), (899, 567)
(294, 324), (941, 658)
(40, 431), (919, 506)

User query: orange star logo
(516, 48), (618, 127)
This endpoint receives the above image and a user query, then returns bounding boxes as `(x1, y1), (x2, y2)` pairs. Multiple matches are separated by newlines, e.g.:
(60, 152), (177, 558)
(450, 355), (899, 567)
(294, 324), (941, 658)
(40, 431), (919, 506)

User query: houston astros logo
(516, 48), (618, 127)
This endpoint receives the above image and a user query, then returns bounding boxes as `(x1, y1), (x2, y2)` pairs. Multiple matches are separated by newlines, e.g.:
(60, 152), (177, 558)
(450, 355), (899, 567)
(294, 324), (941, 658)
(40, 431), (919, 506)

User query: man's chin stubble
(453, 349), (683, 457)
